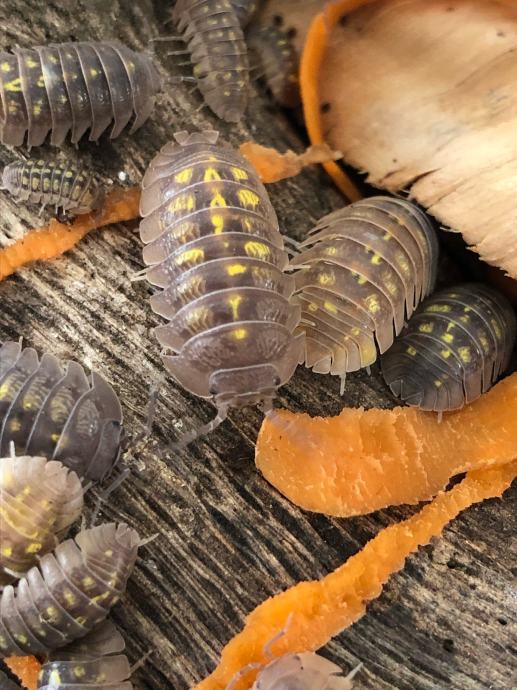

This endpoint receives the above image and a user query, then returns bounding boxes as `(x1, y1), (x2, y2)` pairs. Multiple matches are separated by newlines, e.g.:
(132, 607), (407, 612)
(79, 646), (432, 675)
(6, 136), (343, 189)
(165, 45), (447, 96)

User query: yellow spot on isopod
(324, 301), (337, 314)
(365, 294), (380, 313)
(357, 274), (368, 286)
(427, 304), (451, 313)
(10, 418), (21, 432)
(434, 379), (443, 387)
(0, 62), (10, 72)
(25, 542), (42, 554)
(177, 248), (204, 265)
(244, 241), (269, 260)
(203, 167), (222, 182)
(49, 671), (61, 686)
(174, 167), (193, 184)
(227, 263), (246, 277)
(371, 253), (382, 265)
(36, 75), (45, 88)
(211, 213), (224, 235)
(1, 546), (12, 557)
(89, 68), (98, 77)
(418, 323), (433, 333)
(458, 347), (472, 364)
(73, 667), (86, 679)
(441, 349), (451, 359)
(82, 576), (95, 588)
(210, 192), (227, 208)
(318, 273), (335, 286)
(231, 167), (248, 181)
(441, 333), (454, 344)
(4, 77), (22, 91)
(233, 328), (247, 340)
(406, 346), (417, 356)
(307, 303), (318, 312)
(227, 295), (242, 320)
(64, 590), (76, 605)
(237, 189), (260, 208)
(25, 57), (38, 69)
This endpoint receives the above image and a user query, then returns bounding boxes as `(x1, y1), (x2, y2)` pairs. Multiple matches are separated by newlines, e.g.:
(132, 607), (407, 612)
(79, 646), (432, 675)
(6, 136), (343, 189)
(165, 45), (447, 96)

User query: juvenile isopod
(38, 620), (133, 690)
(138, 130), (303, 444)
(0, 452), (84, 586)
(381, 282), (517, 411)
(246, 23), (300, 107)
(291, 196), (439, 392)
(171, 0), (250, 122)
(0, 340), (123, 482)
(0, 42), (161, 148)
(0, 522), (140, 656)
(2, 159), (102, 216)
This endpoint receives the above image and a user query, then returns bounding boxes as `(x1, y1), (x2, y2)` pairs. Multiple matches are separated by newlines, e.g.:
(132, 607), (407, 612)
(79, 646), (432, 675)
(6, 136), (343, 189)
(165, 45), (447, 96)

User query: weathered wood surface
(0, 2), (515, 689)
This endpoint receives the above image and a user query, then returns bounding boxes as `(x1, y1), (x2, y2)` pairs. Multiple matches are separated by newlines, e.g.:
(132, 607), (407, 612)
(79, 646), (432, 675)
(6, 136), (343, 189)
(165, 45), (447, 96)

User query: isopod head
(250, 652), (358, 690)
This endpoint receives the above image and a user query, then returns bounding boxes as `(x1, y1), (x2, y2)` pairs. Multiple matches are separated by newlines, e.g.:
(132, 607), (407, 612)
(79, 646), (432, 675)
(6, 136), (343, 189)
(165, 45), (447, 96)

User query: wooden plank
(0, 2), (515, 689)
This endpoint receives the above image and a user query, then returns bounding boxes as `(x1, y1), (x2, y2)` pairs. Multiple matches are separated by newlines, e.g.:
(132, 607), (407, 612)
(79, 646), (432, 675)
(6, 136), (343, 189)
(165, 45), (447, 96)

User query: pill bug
(38, 620), (133, 690)
(291, 196), (439, 391)
(0, 522), (140, 656)
(231, 0), (260, 28)
(0, 340), (123, 482)
(2, 160), (102, 216)
(138, 130), (303, 443)
(0, 669), (22, 689)
(246, 24), (300, 107)
(172, 0), (250, 122)
(0, 42), (161, 148)
(381, 282), (517, 411)
(0, 453), (84, 586)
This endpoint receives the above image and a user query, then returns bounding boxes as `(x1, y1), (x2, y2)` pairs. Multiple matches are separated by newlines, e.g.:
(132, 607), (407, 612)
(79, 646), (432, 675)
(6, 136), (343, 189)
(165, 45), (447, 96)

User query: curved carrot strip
(256, 373), (517, 516)
(4, 656), (41, 690)
(0, 187), (141, 281)
(300, 0), (374, 201)
(194, 460), (516, 690)
(240, 141), (342, 183)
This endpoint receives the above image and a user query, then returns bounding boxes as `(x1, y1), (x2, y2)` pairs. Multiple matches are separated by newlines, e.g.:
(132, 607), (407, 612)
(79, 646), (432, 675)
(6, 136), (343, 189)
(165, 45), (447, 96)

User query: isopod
(232, 0), (260, 28)
(0, 340), (123, 482)
(246, 24), (300, 107)
(171, 0), (249, 122)
(0, 670), (22, 689)
(0, 522), (140, 656)
(0, 42), (161, 148)
(138, 130), (303, 443)
(38, 620), (133, 690)
(2, 159), (102, 216)
(0, 452), (84, 586)
(291, 196), (439, 391)
(381, 282), (517, 411)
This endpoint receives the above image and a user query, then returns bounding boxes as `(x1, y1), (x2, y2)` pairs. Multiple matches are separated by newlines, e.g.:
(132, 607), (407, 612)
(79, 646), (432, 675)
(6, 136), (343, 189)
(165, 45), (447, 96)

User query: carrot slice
(239, 141), (342, 183)
(4, 656), (41, 690)
(0, 187), (141, 281)
(256, 373), (517, 516)
(194, 460), (516, 690)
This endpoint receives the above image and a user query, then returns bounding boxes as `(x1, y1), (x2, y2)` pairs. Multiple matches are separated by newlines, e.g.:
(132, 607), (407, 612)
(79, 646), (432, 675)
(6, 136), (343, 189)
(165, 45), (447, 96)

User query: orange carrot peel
(256, 373), (517, 516)
(4, 656), (41, 690)
(0, 187), (141, 281)
(240, 141), (342, 183)
(193, 460), (517, 690)
(300, 0), (375, 201)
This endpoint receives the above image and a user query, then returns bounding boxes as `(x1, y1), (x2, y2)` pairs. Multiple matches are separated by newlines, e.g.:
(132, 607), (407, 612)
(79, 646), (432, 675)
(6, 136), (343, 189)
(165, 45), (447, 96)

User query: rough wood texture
(0, 2), (515, 690)
(318, 0), (517, 279)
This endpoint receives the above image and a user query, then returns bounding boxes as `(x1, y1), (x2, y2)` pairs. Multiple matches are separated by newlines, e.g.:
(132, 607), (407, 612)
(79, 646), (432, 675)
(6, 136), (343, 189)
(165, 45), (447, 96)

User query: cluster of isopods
(1, 1), (516, 689)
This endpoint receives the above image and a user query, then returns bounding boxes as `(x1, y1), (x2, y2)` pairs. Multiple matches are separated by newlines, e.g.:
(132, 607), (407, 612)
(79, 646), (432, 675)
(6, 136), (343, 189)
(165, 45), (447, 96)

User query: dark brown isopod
(38, 620), (133, 690)
(0, 453), (84, 586)
(231, 0), (260, 28)
(172, 0), (249, 122)
(381, 283), (516, 411)
(246, 23), (300, 107)
(138, 130), (303, 443)
(0, 340), (123, 481)
(2, 159), (102, 215)
(0, 42), (161, 148)
(291, 196), (439, 391)
(0, 522), (140, 656)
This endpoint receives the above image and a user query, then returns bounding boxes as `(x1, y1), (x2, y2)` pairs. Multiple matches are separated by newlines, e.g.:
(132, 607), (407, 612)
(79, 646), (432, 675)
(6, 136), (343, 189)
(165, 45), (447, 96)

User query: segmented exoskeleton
(0, 522), (140, 656)
(138, 130), (303, 443)
(2, 160), (102, 216)
(0, 669), (22, 689)
(291, 197), (439, 392)
(38, 620), (133, 690)
(231, 0), (260, 27)
(0, 453), (84, 586)
(381, 283), (516, 411)
(246, 24), (300, 107)
(0, 340), (123, 482)
(0, 42), (161, 148)
(172, 0), (250, 122)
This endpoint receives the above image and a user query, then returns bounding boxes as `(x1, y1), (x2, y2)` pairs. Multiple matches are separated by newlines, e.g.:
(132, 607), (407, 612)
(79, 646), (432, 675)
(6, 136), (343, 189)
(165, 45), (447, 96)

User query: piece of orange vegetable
(240, 141), (342, 183)
(4, 656), (41, 690)
(256, 373), (517, 516)
(0, 187), (141, 281)
(194, 460), (516, 690)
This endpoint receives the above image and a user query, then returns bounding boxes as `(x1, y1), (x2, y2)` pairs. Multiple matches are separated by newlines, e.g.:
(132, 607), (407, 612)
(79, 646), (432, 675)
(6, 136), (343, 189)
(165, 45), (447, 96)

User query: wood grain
(0, 2), (515, 689)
